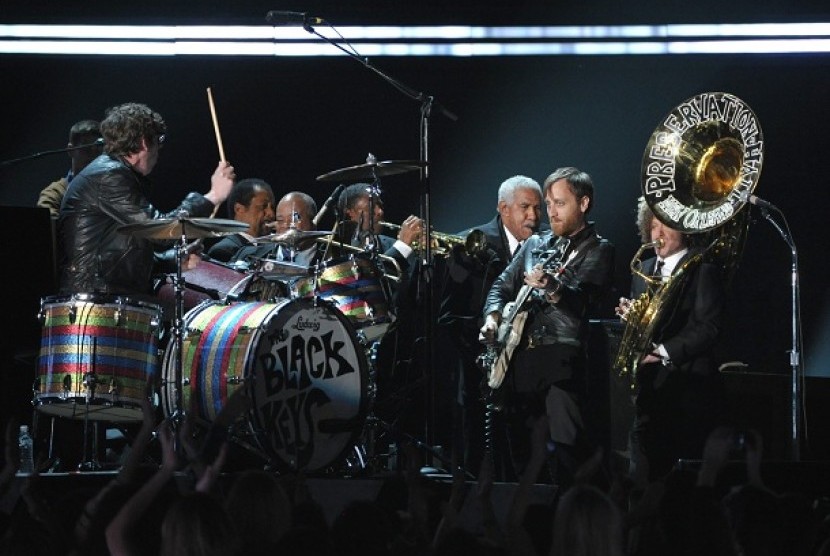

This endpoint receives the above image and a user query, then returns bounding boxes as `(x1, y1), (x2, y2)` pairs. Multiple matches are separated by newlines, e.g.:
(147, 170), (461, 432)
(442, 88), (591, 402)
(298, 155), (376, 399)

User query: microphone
(312, 183), (346, 226)
(265, 10), (324, 26)
(68, 138), (104, 151)
(741, 191), (777, 210)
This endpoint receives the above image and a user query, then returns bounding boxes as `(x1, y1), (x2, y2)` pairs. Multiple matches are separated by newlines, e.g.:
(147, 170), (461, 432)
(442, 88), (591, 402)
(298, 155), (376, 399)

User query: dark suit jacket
(207, 233), (251, 263)
(438, 215), (514, 357)
(630, 250), (724, 376)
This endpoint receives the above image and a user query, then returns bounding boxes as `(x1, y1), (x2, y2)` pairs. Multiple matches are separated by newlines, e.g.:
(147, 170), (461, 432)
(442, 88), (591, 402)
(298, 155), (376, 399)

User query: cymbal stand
(362, 163), (383, 259)
(169, 223), (190, 436)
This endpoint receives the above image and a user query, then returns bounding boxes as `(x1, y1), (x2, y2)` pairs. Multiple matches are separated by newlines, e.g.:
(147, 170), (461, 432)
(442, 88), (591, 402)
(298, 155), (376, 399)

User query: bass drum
(161, 298), (369, 472)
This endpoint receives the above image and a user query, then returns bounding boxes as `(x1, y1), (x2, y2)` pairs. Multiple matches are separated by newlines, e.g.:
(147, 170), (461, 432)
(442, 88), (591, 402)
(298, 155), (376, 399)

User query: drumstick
(206, 87), (226, 218)
(206, 87), (226, 162)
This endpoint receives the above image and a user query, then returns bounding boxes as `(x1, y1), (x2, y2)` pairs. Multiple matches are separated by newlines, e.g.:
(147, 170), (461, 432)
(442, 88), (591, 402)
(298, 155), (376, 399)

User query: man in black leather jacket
(58, 102), (235, 297)
(480, 167), (614, 486)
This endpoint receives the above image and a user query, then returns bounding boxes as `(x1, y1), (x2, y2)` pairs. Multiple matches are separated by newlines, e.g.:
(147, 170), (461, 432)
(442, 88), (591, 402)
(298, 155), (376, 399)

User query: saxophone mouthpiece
(650, 238), (664, 249)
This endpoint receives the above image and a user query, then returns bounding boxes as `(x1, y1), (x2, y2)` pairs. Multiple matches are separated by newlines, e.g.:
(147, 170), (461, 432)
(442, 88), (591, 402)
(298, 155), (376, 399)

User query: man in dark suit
(206, 178), (276, 264)
(620, 197), (725, 484)
(438, 175), (543, 477)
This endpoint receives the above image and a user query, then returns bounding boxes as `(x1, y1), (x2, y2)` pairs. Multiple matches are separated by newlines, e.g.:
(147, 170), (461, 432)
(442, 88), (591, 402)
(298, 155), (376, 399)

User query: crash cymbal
(316, 160), (427, 182)
(118, 217), (249, 240)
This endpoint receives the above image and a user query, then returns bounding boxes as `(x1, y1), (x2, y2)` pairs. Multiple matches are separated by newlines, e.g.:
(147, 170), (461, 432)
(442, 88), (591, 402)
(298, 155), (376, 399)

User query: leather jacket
(58, 154), (216, 295)
(483, 223), (614, 349)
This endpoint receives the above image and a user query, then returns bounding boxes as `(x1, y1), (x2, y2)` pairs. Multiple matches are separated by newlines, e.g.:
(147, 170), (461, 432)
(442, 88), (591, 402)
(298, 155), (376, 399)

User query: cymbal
(118, 217), (248, 240)
(316, 160), (426, 182)
(256, 229), (333, 247)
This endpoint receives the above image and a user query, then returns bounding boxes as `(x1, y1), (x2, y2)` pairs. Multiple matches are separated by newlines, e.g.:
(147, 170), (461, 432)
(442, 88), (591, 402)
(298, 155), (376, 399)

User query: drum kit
(34, 158), (423, 474)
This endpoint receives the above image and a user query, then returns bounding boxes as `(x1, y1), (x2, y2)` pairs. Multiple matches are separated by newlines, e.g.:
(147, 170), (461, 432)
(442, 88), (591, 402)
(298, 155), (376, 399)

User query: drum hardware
(117, 215), (247, 444)
(315, 158), (427, 183)
(253, 228), (334, 251)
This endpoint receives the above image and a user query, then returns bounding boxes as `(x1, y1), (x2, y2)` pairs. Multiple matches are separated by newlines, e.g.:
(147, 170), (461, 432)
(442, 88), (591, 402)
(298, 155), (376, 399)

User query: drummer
(58, 102), (235, 298)
(206, 177), (276, 265)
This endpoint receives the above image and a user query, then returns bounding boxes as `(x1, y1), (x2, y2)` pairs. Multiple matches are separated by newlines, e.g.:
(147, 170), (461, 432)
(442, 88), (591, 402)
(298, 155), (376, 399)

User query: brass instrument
(615, 92), (764, 385)
(379, 221), (486, 257)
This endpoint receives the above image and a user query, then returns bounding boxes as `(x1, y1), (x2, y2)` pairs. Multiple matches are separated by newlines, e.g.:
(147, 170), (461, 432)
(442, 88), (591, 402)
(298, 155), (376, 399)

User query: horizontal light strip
(1, 24), (830, 56)
(3, 39), (830, 56)
(3, 23), (830, 41)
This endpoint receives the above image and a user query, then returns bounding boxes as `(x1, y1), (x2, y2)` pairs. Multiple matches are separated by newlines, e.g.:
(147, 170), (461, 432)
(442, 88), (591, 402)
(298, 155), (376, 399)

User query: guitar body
(487, 306), (528, 389)
(480, 240), (576, 394)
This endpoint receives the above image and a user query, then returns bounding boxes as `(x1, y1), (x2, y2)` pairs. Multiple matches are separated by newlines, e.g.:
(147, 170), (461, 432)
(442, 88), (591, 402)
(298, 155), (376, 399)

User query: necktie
(654, 260), (665, 279)
(512, 242), (522, 259)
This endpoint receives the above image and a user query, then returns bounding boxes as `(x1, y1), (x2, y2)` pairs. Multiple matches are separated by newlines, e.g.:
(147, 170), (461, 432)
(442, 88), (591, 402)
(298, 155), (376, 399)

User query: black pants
(503, 343), (588, 485)
(630, 364), (724, 483)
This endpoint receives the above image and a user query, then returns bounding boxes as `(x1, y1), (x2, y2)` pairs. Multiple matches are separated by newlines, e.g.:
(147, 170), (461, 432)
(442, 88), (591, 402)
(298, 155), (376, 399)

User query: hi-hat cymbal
(316, 160), (426, 182)
(256, 229), (333, 247)
(118, 217), (249, 240)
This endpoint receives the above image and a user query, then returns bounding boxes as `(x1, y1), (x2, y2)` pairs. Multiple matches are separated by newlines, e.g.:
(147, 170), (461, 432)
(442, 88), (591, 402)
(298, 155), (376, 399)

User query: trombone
(379, 221), (486, 257)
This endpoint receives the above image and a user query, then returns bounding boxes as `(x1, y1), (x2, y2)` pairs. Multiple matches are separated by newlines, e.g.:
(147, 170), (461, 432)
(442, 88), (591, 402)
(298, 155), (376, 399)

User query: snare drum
(293, 254), (393, 342)
(36, 294), (161, 421)
(161, 298), (369, 472)
(155, 259), (246, 314)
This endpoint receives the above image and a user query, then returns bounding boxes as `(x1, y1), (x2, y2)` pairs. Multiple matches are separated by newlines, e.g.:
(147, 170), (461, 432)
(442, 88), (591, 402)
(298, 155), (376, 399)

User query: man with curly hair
(58, 102), (235, 296)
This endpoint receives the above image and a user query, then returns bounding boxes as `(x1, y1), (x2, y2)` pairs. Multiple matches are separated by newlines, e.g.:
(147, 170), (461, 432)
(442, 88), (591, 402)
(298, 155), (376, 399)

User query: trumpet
(379, 221), (486, 257)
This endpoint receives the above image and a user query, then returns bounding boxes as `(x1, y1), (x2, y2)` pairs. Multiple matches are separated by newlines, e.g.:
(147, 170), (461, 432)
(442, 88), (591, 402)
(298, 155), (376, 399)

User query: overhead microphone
(265, 10), (324, 26)
(313, 183), (346, 227)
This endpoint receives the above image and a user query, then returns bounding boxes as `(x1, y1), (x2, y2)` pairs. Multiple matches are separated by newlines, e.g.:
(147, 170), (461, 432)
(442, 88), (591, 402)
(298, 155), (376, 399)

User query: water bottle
(18, 425), (34, 474)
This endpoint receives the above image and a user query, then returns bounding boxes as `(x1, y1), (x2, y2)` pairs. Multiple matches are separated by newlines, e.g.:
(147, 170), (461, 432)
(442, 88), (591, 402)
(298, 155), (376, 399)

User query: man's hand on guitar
(523, 266), (551, 290)
(479, 313), (500, 344)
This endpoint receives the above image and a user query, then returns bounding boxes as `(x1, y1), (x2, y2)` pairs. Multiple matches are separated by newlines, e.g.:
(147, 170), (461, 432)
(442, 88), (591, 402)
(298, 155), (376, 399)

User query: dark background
(1, 1), (829, 459)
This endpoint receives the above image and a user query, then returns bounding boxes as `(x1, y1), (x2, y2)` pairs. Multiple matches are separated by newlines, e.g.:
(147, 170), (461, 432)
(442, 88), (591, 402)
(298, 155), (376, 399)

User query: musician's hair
(68, 120), (101, 145)
(100, 103), (166, 157)
(543, 167), (595, 215)
(498, 175), (542, 204)
(338, 183), (373, 214)
(226, 178), (275, 219)
(278, 191), (318, 222)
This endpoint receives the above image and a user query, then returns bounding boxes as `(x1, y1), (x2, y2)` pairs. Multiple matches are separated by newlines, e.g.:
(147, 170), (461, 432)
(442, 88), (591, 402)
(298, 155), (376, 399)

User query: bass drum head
(249, 297), (370, 472)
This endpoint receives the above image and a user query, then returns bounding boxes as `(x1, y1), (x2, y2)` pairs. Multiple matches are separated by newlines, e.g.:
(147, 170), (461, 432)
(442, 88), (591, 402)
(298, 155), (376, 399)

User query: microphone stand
(291, 18), (458, 467)
(758, 205), (802, 461)
(0, 140), (103, 168)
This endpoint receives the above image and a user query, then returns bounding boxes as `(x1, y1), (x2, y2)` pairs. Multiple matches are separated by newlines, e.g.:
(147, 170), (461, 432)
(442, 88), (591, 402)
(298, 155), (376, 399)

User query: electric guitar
(478, 242), (577, 391)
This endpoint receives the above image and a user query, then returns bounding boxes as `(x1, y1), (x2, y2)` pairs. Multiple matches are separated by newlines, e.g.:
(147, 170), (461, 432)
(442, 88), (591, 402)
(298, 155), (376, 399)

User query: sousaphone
(615, 92), (764, 383)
